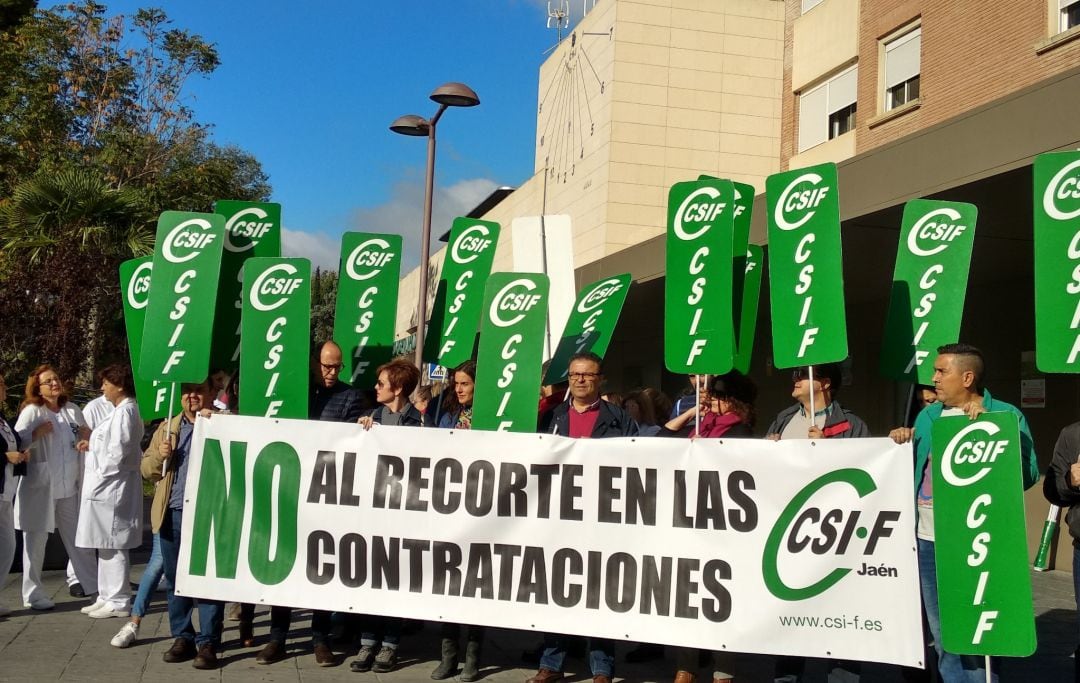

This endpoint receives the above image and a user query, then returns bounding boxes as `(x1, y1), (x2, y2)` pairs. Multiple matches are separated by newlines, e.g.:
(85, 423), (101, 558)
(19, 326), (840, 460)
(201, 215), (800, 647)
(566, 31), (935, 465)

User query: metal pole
(414, 105), (447, 372)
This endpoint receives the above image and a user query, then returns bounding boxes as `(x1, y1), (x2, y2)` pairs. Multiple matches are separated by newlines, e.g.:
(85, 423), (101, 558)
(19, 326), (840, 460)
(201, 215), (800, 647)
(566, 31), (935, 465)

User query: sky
(84, 0), (590, 270)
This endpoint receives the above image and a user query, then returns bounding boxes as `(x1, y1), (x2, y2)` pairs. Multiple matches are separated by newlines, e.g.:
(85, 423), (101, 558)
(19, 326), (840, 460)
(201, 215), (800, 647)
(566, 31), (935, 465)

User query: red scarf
(691, 411), (743, 438)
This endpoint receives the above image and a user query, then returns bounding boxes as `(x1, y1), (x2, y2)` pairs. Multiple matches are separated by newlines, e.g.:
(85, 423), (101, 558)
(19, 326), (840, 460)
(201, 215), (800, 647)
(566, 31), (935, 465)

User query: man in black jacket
(1043, 421), (1080, 675)
(528, 352), (635, 683)
(256, 341), (365, 667)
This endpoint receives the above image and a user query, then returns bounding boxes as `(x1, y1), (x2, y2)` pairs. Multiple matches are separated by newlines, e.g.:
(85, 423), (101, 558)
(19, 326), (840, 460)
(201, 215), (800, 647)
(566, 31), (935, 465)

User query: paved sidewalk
(0, 563), (1074, 681)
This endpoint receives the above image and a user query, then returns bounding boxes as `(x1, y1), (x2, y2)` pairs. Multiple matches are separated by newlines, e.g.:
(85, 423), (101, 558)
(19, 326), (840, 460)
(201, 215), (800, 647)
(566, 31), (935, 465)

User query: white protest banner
(178, 416), (922, 667)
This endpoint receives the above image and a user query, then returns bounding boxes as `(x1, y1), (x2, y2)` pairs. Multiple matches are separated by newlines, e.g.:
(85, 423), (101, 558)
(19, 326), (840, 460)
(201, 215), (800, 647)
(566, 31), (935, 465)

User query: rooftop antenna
(547, 0), (570, 45)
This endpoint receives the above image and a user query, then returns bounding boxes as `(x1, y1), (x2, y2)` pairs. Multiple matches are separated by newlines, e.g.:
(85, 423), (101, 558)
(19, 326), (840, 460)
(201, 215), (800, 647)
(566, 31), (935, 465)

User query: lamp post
(390, 81), (480, 373)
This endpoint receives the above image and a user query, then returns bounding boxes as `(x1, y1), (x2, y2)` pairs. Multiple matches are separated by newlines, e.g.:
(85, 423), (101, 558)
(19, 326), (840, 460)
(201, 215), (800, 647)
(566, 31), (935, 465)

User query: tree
(0, 2), (271, 385)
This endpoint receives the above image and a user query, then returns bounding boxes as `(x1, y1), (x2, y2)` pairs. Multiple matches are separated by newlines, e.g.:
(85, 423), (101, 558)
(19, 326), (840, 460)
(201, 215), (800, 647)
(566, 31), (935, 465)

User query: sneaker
(372, 646), (398, 673)
(111, 622), (139, 648)
(81, 598), (107, 614)
(350, 644), (377, 673)
(88, 604), (130, 619)
(24, 597), (54, 611)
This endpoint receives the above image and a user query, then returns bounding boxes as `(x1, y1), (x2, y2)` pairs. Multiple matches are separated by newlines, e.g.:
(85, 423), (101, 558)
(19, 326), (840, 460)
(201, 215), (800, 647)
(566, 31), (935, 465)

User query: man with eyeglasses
(765, 362), (868, 441)
(765, 362), (868, 683)
(528, 351), (636, 683)
(256, 340), (366, 667)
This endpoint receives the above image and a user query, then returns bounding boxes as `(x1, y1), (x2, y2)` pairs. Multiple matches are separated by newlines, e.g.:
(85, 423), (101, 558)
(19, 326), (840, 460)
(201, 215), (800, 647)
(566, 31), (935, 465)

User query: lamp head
(430, 82), (480, 108)
(389, 114), (430, 136)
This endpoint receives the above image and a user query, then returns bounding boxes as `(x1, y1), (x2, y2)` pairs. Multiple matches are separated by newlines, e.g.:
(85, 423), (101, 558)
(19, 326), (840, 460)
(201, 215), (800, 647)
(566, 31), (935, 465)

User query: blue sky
(88, 0), (588, 269)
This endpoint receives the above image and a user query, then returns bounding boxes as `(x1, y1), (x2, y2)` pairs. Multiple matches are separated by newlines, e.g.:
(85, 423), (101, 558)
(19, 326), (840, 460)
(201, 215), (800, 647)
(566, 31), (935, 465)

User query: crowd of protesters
(0, 341), (1062, 683)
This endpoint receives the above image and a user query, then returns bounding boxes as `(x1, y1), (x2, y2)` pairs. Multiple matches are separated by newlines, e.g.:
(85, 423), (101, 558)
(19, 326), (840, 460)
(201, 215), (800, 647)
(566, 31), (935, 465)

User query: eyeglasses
(568, 372), (601, 382)
(791, 368), (819, 382)
(320, 362), (343, 372)
(39, 378), (61, 386)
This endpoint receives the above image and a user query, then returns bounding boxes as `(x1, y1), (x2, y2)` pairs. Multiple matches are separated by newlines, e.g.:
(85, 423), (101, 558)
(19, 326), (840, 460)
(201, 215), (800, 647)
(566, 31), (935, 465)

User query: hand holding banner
(425, 218), (501, 368)
(472, 272), (549, 432)
(140, 211), (226, 383)
(334, 233), (402, 387)
(240, 258), (311, 418)
(766, 163), (848, 368)
(881, 200), (977, 383)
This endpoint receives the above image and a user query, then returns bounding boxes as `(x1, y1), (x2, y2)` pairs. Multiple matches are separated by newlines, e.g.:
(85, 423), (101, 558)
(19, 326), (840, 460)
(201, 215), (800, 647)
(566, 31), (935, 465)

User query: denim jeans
(131, 533), (168, 619)
(361, 615), (403, 649)
(917, 538), (997, 683)
(161, 507), (223, 648)
(540, 633), (614, 678)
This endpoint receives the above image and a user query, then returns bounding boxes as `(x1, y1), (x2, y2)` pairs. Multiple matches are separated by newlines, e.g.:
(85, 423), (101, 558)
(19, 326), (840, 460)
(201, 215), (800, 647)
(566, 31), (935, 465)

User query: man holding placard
(890, 344), (1038, 682)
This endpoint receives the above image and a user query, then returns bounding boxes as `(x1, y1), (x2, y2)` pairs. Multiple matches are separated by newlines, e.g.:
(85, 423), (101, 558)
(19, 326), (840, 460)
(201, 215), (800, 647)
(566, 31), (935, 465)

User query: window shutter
(828, 67), (858, 113)
(885, 28), (921, 89)
(798, 84), (828, 152)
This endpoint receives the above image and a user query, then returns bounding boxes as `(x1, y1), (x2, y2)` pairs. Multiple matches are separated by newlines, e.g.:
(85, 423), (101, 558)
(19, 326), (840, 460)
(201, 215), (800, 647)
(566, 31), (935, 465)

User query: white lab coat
(14, 402), (86, 532)
(75, 398), (144, 550)
(83, 395), (114, 431)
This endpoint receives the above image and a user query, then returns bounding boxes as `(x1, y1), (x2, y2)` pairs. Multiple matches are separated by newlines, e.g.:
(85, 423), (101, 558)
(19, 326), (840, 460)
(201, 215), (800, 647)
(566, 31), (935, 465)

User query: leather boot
(430, 638), (458, 680)
(674, 671), (697, 683)
(460, 638), (482, 682)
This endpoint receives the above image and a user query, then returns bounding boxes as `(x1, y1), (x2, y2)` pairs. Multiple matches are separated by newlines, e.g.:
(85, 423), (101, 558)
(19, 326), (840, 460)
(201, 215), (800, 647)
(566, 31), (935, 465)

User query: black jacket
(365, 403), (424, 428)
(310, 380), (366, 423)
(544, 399), (638, 438)
(1044, 421), (1080, 546)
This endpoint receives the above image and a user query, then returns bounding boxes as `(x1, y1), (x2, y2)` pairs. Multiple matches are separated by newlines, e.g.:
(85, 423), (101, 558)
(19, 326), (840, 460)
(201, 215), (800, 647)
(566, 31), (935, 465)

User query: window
(883, 26), (921, 111)
(802, 0), (824, 13)
(798, 66), (858, 152)
(1062, 0), (1080, 32)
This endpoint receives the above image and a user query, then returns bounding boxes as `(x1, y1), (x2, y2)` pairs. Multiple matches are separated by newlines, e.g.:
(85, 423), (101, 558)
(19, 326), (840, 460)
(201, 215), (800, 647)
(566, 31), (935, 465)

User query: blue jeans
(132, 533), (168, 618)
(917, 539), (997, 683)
(161, 507), (223, 648)
(361, 615), (403, 649)
(540, 633), (614, 678)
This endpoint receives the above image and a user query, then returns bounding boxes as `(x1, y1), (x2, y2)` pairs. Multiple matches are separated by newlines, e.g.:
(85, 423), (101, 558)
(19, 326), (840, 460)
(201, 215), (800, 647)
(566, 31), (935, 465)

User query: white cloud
(350, 173), (500, 271)
(281, 227), (341, 271)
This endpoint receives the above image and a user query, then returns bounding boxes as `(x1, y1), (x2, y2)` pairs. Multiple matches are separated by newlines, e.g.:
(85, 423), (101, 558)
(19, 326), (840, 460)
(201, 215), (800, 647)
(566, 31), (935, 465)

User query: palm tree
(0, 168), (153, 383)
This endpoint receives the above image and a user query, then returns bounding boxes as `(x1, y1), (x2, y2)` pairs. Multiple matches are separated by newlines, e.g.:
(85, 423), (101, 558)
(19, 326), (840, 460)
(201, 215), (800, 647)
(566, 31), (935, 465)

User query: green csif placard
(931, 412), (1036, 656)
(766, 162), (848, 368)
(880, 200), (977, 383)
(472, 273), (549, 432)
(209, 200), (282, 373)
(733, 244), (764, 374)
(140, 211), (225, 383)
(334, 233), (401, 388)
(424, 218), (500, 368)
(119, 257), (180, 420)
(664, 178), (736, 374)
(544, 274), (632, 385)
(240, 258), (311, 418)
(1034, 151), (1080, 372)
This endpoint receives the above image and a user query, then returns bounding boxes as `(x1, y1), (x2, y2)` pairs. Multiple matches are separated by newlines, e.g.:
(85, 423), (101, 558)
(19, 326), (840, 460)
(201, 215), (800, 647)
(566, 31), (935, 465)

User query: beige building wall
(395, 0), (785, 341)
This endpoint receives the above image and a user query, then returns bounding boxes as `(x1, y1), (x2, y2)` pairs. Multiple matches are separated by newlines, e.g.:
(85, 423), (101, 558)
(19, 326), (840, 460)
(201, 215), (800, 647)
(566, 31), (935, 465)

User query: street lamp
(390, 82), (480, 373)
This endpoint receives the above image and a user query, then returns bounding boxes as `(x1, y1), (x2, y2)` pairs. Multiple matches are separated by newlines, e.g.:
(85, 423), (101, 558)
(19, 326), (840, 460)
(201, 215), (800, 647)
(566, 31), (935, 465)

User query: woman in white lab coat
(14, 364), (97, 610)
(75, 364), (144, 618)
